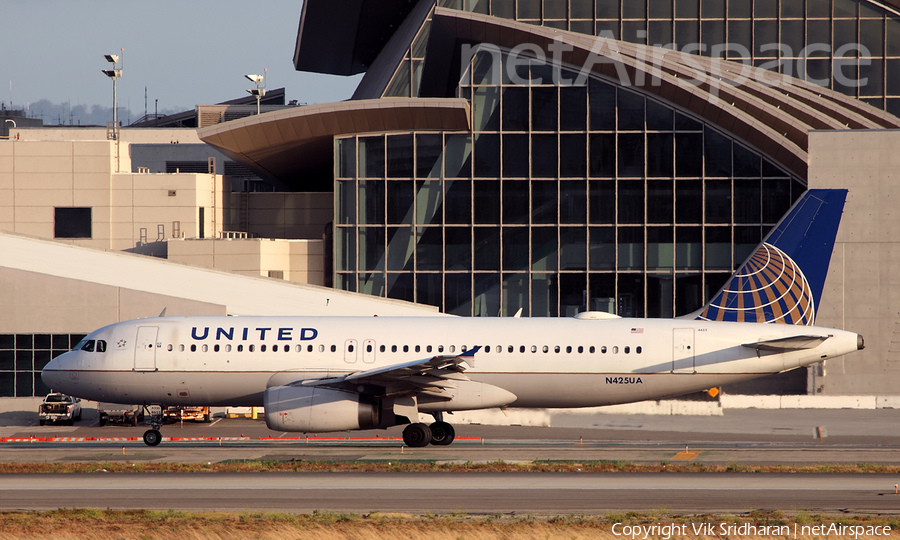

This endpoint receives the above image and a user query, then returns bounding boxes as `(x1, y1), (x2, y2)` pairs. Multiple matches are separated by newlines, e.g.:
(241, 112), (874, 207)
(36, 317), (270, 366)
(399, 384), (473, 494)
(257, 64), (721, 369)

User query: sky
(0, 0), (362, 121)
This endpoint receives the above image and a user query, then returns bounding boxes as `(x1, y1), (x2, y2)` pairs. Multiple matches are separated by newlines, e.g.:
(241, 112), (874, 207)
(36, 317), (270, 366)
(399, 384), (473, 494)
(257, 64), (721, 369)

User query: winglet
(461, 345), (481, 368)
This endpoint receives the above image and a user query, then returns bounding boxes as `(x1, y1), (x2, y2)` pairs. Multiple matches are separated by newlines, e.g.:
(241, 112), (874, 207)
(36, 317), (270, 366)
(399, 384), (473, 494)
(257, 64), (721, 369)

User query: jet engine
(264, 385), (379, 432)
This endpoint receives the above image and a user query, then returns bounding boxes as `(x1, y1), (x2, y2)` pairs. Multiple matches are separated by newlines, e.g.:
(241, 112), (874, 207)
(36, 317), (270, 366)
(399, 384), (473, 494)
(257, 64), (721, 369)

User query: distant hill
(14, 99), (186, 127)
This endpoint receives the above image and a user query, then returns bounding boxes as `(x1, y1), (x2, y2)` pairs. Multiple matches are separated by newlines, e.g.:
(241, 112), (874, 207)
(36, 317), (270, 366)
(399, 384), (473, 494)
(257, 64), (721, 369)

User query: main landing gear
(401, 413), (456, 447)
(142, 405), (164, 446)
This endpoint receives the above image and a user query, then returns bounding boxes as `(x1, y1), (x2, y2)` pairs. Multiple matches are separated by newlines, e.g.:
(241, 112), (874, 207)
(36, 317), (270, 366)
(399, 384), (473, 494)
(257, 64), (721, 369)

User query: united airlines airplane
(42, 189), (863, 447)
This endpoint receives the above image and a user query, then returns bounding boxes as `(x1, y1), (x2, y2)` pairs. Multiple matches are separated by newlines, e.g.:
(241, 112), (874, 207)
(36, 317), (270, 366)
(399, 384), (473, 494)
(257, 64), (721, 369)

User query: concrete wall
(167, 238), (325, 286)
(808, 129), (900, 395)
(224, 192), (333, 240)
(0, 136), (222, 251)
(0, 266), (225, 334)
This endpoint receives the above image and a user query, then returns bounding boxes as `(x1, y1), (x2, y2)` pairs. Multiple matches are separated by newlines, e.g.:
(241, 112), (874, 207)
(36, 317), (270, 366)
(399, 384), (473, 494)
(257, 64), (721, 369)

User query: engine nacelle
(264, 385), (379, 432)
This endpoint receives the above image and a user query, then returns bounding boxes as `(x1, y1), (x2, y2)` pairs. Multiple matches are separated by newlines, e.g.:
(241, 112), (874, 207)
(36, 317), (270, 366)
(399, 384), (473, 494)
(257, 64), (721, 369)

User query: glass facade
(387, 0), (900, 117)
(0, 334), (84, 397)
(338, 53), (803, 316)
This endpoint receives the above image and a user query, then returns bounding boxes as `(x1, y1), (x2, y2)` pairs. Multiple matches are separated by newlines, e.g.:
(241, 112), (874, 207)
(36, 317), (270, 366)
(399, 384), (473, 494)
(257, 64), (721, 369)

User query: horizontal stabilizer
(742, 335), (831, 352)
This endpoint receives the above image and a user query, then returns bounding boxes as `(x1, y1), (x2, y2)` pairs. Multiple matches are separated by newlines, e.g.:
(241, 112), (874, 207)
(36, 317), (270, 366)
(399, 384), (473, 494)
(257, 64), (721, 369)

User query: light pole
(245, 69), (266, 114)
(102, 49), (123, 171)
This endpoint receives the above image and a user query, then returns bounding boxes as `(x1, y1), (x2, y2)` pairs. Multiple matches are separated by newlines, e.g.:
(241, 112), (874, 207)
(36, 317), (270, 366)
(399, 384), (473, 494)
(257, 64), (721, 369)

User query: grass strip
(0, 509), (898, 540)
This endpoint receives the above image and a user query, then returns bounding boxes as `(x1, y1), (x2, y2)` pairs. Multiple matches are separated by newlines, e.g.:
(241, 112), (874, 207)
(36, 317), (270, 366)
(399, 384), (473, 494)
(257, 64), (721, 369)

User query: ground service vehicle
(39, 393), (82, 426)
(98, 403), (144, 426)
(164, 406), (210, 423)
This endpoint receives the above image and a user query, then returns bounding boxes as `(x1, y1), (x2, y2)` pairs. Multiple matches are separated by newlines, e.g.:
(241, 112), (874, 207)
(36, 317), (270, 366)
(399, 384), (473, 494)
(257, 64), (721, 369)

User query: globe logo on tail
(697, 243), (814, 325)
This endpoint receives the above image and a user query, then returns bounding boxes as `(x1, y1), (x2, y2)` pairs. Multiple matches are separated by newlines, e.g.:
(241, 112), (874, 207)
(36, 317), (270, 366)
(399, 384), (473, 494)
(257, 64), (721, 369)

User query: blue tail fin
(695, 189), (847, 325)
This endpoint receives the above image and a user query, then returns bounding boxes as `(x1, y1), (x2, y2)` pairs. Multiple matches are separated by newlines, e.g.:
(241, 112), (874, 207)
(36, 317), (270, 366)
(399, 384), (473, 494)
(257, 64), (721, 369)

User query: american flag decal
(631, 328), (643, 334)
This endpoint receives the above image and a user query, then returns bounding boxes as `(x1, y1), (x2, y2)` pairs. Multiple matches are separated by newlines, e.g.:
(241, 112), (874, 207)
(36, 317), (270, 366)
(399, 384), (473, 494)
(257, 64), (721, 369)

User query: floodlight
(101, 69), (121, 79)
(245, 74), (264, 84)
(104, 54), (119, 64)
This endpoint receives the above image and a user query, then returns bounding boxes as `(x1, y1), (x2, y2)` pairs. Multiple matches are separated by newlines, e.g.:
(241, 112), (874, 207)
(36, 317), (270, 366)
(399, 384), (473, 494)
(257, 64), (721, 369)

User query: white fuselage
(42, 315), (861, 410)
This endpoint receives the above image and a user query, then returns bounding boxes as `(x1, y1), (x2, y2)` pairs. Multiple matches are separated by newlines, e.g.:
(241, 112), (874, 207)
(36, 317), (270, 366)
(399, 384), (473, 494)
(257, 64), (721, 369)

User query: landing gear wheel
(402, 422), (432, 447)
(429, 421), (455, 446)
(143, 429), (162, 446)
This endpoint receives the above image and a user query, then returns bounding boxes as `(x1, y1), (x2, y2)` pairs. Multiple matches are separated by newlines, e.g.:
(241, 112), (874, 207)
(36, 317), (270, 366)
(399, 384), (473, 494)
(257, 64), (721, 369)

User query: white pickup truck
(39, 393), (82, 426)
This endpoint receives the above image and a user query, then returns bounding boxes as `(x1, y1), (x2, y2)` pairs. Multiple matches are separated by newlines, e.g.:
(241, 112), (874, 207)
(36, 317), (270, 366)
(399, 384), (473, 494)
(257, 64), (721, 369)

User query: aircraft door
(363, 340), (376, 363)
(134, 326), (159, 372)
(672, 328), (695, 374)
(344, 339), (358, 363)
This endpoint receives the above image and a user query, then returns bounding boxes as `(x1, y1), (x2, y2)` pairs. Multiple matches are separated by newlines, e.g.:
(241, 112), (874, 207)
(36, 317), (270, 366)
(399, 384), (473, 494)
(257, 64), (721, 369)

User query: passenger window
(403, 345), (409, 352)
(81, 340), (95, 352)
(214, 344), (220, 352)
(284, 346), (289, 353)
(637, 346), (642, 354)
(202, 344), (208, 352)
(624, 346), (630, 354)
(438, 345), (444, 352)
(392, 345), (398, 352)
(613, 346), (619, 353)
(295, 345), (301, 352)
(179, 344), (185, 352)
(380, 345), (386, 352)
(449, 345), (455, 352)
(542, 345), (549, 353)
(97, 340), (107, 353)
(348, 344), (354, 352)
(261, 345), (267, 352)
(367, 344), (373, 353)
(589, 346), (595, 353)
(191, 344), (197, 352)
(309, 345), (314, 352)
(554, 346), (560, 353)
(531, 345), (537, 353)
(167, 344), (173, 352)
(318, 345), (324, 352)
(601, 346), (607, 353)
(250, 344), (256, 352)
(485, 346), (491, 353)
(331, 345), (337, 352)
(274, 345), (279, 352)
(427, 345), (432, 353)
(226, 344), (232, 352)
(237, 345), (243, 352)
(520, 345), (525, 353)
(415, 345), (420, 353)
(496, 345), (502, 353)
(508, 345), (514, 353)
(578, 346), (583, 353)
(566, 346), (572, 353)
(461, 345), (467, 352)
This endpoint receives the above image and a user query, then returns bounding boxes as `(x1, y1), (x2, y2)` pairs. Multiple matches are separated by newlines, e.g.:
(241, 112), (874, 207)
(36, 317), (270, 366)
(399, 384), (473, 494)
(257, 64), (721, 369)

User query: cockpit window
(96, 340), (107, 353)
(73, 338), (89, 351)
(81, 340), (96, 352)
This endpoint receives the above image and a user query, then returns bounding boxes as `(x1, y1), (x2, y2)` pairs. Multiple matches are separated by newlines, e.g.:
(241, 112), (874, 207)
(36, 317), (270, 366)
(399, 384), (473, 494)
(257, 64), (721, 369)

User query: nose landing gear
(142, 405), (164, 446)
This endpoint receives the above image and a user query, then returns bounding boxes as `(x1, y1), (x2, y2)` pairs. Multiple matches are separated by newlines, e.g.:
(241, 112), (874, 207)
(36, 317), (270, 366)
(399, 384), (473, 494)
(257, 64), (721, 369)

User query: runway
(1, 472), (898, 514)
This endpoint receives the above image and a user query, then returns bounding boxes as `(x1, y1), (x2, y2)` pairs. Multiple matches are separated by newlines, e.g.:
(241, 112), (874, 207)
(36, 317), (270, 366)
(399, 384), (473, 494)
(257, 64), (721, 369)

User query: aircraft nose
(858, 334), (865, 350)
(41, 351), (73, 391)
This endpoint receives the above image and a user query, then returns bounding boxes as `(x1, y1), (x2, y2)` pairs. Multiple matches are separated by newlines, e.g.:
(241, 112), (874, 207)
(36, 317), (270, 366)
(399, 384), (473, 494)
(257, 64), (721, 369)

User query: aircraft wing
(298, 346), (482, 396)
(741, 335), (831, 352)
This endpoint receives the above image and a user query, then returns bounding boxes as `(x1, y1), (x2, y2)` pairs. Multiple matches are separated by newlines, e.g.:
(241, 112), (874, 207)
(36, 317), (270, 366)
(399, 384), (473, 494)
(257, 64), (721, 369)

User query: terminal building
(3, 0), (900, 400)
